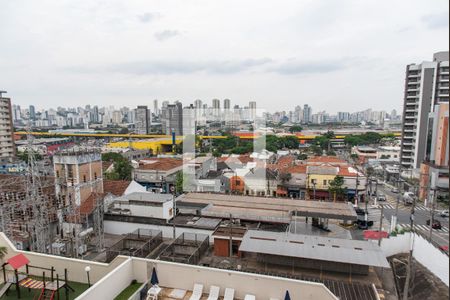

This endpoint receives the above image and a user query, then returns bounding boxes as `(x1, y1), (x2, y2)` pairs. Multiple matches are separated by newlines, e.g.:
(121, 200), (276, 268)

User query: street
(377, 183), (449, 250)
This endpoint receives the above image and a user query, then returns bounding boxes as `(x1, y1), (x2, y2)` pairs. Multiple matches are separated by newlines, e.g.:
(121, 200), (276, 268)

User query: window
(83, 175), (86, 183)
(323, 180), (327, 186)
(94, 172), (97, 180)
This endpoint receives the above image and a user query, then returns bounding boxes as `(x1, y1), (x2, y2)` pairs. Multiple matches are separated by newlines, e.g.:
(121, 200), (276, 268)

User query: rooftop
(0, 233), (338, 300)
(138, 158), (183, 171)
(306, 156), (347, 165)
(103, 179), (131, 196)
(122, 192), (173, 203)
(239, 230), (390, 269)
(179, 193), (357, 222)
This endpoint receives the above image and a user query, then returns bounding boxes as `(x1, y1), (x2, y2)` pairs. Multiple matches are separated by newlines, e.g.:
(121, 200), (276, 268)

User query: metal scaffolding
(0, 126), (56, 252)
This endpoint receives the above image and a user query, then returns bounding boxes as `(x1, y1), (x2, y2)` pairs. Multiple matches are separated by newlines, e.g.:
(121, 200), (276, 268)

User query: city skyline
(1, 0), (448, 112)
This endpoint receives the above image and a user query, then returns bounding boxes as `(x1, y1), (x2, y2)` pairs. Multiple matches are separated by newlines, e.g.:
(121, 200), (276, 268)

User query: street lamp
(84, 266), (91, 287)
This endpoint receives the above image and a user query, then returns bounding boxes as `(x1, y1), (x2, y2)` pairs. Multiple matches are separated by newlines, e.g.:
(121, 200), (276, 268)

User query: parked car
(355, 219), (374, 229)
(440, 210), (449, 218)
(377, 194), (386, 201)
(354, 207), (366, 216)
(426, 219), (442, 229)
(391, 187), (400, 193)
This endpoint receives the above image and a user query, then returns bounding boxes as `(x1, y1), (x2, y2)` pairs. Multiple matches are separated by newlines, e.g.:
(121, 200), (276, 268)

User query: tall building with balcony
(0, 91), (15, 162)
(400, 51), (449, 170)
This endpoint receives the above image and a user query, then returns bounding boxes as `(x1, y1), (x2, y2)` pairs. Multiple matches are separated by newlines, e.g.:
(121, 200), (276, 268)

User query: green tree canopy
(328, 175), (347, 201)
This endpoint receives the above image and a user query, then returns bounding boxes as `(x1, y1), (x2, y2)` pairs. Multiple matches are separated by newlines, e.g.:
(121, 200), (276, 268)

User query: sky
(0, 0), (448, 114)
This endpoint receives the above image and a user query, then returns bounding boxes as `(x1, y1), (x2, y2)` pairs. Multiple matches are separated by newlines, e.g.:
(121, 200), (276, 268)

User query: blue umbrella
(284, 291), (291, 300)
(151, 267), (159, 286)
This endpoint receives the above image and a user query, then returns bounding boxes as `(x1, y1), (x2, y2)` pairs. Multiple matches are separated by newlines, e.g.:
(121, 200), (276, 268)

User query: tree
(289, 125), (303, 133)
(310, 145), (323, 156)
(366, 166), (375, 178)
(175, 172), (184, 195)
(0, 246), (7, 261)
(18, 151), (42, 162)
(279, 172), (292, 183)
(281, 136), (300, 149)
(298, 153), (308, 160)
(328, 176), (346, 201)
(103, 152), (132, 180)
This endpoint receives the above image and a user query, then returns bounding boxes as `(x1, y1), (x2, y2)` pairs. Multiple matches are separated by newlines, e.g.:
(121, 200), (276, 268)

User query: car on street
(440, 210), (449, 218)
(426, 219), (442, 229)
(403, 192), (415, 205)
(377, 194), (386, 201)
(391, 187), (400, 193)
(354, 207), (367, 216)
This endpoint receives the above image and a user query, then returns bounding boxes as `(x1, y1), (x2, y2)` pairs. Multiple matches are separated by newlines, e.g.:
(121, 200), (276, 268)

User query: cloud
(154, 30), (181, 41)
(66, 58), (273, 75)
(137, 12), (159, 23)
(421, 12), (449, 29)
(269, 60), (347, 75)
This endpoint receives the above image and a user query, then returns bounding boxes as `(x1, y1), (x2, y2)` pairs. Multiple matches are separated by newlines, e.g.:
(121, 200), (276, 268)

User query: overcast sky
(0, 0), (448, 113)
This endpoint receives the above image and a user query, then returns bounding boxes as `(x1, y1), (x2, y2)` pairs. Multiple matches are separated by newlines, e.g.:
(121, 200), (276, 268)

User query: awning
(7, 254), (30, 270)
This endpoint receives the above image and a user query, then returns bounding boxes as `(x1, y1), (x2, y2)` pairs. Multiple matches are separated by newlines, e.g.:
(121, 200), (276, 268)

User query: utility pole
(229, 214), (233, 258)
(428, 188), (436, 242)
(402, 184), (417, 300)
(378, 205), (384, 246)
(172, 194), (177, 239)
(393, 165), (403, 230)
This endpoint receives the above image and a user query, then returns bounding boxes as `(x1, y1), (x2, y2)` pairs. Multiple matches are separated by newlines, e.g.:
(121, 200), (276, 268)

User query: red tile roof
(285, 164), (307, 174)
(138, 158), (183, 171)
(338, 166), (358, 177)
(103, 180), (130, 196)
(306, 156), (347, 164)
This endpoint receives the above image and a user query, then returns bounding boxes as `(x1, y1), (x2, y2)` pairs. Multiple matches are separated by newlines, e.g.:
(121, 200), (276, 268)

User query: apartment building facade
(400, 51), (449, 170)
(0, 91), (15, 162)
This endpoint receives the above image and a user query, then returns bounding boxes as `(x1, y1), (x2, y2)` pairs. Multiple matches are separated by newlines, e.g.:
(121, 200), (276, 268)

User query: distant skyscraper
(249, 101), (257, 120)
(29, 105), (36, 120)
(390, 109), (397, 120)
(153, 99), (159, 116)
(303, 104), (312, 124)
(224, 99), (231, 110)
(400, 51), (449, 169)
(135, 105), (151, 134)
(194, 99), (203, 109)
(161, 102), (183, 135)
(338, 112), (350, 123)
(0, 91), (16, 162)
(93, 105), (99, 123)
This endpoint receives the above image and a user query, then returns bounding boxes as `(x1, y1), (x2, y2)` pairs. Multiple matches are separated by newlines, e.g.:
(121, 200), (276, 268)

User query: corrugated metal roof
(239, 230), (390, 268)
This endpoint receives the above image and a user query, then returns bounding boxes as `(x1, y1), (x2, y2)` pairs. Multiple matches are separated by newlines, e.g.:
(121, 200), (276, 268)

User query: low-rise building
(132, 157), (183, 193)
(110, 192), (174, 220)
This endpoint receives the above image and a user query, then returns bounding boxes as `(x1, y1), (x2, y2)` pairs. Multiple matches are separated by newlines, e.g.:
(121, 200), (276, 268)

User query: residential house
(132, 158), (183, 193)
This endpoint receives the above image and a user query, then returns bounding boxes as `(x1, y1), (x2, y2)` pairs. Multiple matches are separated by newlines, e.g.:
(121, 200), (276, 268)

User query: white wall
(77, 258), (134, 300)
(379, 233), (449, 286)
(0, 233), (338, 300)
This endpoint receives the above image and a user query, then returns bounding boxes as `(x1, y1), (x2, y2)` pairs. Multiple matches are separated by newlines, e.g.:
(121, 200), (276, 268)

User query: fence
(159, 232), (209, 265)
(105, 228), (163, 263)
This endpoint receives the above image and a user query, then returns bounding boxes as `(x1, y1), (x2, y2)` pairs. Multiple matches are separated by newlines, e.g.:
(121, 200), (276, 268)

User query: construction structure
(0, 128), (56, 253)
(52, 147), (105, 257)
